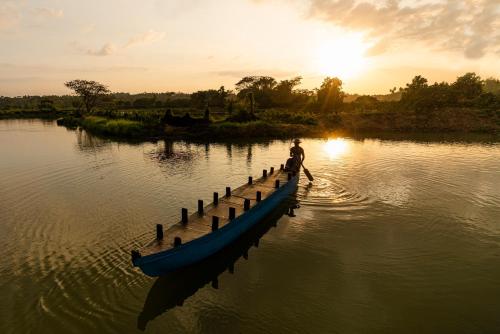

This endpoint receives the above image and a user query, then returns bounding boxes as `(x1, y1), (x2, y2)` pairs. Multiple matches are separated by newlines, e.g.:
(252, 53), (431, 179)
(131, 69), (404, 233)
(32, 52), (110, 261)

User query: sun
(323, 138), (349, 159)
(312, 35), (369, 80)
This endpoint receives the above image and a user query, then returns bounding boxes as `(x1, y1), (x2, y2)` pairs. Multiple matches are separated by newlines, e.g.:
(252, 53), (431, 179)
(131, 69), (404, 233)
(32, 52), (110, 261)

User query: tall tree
(400, 75), (429, 108)
(453, 72), (483, 100)
(64, 80), (110, 115)
(317, 77), (344, 114)
(483, 77), (500, 95)
(235, 76), (277, 108)
(272, 76), (302, 107)
(190, 86), (229, 109)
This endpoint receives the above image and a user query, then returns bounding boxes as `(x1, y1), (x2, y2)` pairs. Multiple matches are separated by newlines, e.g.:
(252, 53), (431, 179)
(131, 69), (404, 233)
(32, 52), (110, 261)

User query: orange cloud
(307, 0), (499, 59)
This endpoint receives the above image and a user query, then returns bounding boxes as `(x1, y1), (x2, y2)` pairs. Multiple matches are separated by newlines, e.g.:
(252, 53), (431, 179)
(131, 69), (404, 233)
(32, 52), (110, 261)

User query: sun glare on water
(313, 35), (369, 79)
(324, 138), (349, 159)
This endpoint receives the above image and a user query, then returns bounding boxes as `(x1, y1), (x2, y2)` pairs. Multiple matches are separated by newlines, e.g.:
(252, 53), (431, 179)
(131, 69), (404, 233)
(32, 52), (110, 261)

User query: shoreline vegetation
(1, 73), (499, 140)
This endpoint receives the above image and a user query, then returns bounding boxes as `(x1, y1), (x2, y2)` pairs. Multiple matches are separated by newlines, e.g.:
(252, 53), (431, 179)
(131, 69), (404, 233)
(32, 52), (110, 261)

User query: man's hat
(293, 138), (301, 144)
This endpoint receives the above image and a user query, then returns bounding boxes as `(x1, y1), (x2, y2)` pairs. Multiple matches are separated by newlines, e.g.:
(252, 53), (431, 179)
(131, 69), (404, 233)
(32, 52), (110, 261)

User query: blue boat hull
(133, 174), (299, 277)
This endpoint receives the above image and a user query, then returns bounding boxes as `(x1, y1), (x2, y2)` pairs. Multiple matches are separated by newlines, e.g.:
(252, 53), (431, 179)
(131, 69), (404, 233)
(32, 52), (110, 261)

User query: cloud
(32, 7), (64, 19)
(214, 69), (297, 78)
(306, 0), (500, 59)
(124, 29), (166, 48)
(365, 39), (389, 56)
(0, 3), (63, 31)
(0, 62), (148, 73)
(86, 43), (116, 56)
(153, 0), (203, 18)
(81, 23), (96, 34)
(73, 29), (165, 57)
(0, 2), (20, 31)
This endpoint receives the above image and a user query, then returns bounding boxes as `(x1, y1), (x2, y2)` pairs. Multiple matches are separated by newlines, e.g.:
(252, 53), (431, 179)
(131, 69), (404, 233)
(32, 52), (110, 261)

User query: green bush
(258, 109), (318, 125)
(81, 116), (146, 137)
(202, 121), (314, 138)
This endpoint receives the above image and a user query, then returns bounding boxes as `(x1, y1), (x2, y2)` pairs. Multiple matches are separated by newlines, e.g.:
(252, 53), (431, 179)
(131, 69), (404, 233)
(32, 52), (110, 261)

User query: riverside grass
(165, 121), (316, 139)
(71, 115), (310, 139)
(81, 116), (147, 138)
(3, 106), (499, 139)
(80, 108), (500, 139)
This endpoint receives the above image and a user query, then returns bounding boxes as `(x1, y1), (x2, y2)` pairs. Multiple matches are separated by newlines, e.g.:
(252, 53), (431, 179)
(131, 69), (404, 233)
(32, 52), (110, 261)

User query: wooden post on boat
(244, 198), (250, 211)
(181, 208), (188, 224)
(174, 236), (182, 247)
(270, 167), (274, 174)
(131, 250), (141, 261)
(213, 192), (219, 205)
(248, 176), (253, 185)
(263, 169), (267, 178)
(275, 179), (280, 188)
(212, 216), (219, 231)
(226, 186), (231, 197)
(288, 173), (292, 181)
(198, 200), (204, 214)
(229, 207), (236, 220)
(156, 224), (164, 240)
(256, 191), (262, 202)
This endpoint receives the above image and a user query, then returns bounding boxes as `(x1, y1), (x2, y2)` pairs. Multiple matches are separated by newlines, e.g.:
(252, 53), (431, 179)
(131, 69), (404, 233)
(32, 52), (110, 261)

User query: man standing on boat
(286, 138), (305, 172)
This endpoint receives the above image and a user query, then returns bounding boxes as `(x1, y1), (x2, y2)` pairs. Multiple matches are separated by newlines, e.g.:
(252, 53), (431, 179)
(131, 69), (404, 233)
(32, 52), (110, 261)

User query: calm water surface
(1, 119), (499, 333)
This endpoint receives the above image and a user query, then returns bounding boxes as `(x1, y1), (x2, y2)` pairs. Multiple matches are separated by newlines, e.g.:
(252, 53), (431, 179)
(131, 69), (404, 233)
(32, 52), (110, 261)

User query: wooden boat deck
(141, 168), (293, 256)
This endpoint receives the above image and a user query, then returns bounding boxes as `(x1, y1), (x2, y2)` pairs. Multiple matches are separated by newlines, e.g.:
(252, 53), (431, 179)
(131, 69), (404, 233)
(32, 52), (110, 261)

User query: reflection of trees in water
(225, 143), (232, 159)
(136, 199), (295, 331)
(257, 141), (271, 150)
(204, 143), (210, 159)
(146, 140), (198, 171)
(247, 145), (252, 165)
(221, 141), (273, 161)
(231, 143), (254, 166)
(41, 119), (57, 127)
(160, 140), (175, 159)
(75, 128), (111, 152)
(147, 140), (276, 176)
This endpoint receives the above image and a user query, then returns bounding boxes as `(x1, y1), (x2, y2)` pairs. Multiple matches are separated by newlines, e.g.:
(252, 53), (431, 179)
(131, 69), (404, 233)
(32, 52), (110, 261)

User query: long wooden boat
(132, 164), (299, 277)
(137, 200), (292, 330)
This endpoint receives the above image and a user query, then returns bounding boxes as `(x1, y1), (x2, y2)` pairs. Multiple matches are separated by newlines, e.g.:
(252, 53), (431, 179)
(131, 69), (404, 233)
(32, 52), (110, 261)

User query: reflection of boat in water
(132, 164), (299, 277)
(137, 199), (295, 331)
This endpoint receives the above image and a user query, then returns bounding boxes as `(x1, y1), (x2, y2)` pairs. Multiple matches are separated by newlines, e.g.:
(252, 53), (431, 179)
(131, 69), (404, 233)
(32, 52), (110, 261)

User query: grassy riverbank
(79, 116), (153, 138)
(165, 121), (318, 139)
(55, 114), (318, 139)
(47, 105), (499, 140)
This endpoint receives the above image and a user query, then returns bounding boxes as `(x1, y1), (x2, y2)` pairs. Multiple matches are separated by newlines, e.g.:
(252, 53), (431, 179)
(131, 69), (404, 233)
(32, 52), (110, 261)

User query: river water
(0, 119), (499, 333)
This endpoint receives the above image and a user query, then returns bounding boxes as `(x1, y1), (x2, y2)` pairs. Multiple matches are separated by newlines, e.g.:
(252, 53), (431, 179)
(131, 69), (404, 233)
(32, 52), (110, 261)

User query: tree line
(1, 73), (499, 116)
(399, 73), (499, 111)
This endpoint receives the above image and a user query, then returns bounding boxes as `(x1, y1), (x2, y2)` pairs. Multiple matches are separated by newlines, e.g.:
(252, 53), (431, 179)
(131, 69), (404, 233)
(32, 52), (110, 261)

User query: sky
(0, 0), (499, 96)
